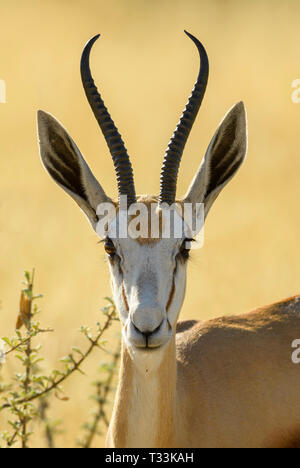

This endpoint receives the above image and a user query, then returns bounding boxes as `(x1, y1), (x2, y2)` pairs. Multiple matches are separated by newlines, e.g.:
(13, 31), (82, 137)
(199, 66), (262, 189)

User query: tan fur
(108, 296), (300, 448)
(106, 345), (133, 448)
(122, 284), (129, 312)
(267, 431), (300, 448)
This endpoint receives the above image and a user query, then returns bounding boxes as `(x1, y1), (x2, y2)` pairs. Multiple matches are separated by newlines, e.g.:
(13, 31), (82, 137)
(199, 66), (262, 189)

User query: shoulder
(175, 295), (300, 360)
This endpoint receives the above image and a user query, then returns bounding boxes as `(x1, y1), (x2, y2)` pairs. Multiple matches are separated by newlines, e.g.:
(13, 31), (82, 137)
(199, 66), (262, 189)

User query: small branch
(1, 309), (117, 411)
(4, 329), (53, 356)
(39, 400), (55, 449)
(6, 430), (18, 448)
(83, 346), (120, 449)
(20, 269), (34, 448)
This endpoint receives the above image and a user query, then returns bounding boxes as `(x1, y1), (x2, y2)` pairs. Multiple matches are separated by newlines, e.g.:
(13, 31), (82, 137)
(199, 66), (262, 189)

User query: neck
(107, 337), (177, 448)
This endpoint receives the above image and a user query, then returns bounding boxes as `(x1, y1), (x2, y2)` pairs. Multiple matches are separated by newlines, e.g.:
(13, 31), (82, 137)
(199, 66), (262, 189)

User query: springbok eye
(179, 238), (193, 260)
(104, 237), (116, 257)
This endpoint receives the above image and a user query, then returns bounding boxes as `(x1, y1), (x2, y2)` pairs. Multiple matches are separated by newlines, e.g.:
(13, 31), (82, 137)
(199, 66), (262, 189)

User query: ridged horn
(80, 34), (136, 207)
(159, 31), (209, 205)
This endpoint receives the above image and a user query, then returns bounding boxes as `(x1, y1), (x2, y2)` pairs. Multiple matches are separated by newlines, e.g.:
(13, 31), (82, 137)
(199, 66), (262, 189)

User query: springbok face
(103, 197), (189, 351)
(37, 31), (247, 353)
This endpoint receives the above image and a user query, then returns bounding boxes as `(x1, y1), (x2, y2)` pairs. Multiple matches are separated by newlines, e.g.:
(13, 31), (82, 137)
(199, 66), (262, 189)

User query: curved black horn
(81, 34), (136, 206)
(159, 31), (209, 205)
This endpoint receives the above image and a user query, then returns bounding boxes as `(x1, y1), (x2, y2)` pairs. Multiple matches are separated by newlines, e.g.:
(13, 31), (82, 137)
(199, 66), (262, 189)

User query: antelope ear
(37, 110), (111, 229)
(183, 102), (247, 218)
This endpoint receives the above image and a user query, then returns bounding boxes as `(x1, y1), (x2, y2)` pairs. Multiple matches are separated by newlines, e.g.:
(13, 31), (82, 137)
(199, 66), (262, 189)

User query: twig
(4, 329), (53, 356)
(6, 430), (18, 448)
(83, 345), (120, 449)
(0, 309), (117, 411)
(39, 399), (55, 449)
(20, 268), (34, 448)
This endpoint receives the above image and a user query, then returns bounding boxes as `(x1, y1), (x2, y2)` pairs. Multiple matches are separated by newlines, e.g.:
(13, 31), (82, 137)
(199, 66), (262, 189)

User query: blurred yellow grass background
(1, 0), (300, 447)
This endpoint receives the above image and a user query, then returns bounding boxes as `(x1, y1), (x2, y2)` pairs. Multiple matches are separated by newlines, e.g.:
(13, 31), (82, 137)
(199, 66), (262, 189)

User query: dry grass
(0, 0), (300, 447)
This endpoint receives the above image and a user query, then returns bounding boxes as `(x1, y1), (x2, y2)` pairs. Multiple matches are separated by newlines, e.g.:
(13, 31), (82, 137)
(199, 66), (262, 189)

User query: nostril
(132, 323), (142, 335)
(133, 321), (163, 338)
(132, 323), (151, 337)
(151, 321), (163, 335)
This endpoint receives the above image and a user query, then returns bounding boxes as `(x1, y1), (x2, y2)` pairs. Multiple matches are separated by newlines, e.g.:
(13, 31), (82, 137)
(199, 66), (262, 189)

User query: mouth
(127, 333), (172, 352)
(133, 341), (165, 351)
(134, 329), (165, 350)
(134, 344), (163, 352)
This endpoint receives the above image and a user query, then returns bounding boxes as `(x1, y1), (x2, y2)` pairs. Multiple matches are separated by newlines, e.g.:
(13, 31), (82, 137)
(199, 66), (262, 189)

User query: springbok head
(37, 32), (247, 355)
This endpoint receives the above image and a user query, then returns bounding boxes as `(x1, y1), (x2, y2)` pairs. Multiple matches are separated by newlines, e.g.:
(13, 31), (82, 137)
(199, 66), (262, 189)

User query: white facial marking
(104, 202), (189, 355)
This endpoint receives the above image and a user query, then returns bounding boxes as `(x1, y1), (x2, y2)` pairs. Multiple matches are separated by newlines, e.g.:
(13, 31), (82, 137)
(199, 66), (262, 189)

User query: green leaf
(24, 271), (31, 283)
(72, 347), (84, 357)
(1, 337), (11, 346)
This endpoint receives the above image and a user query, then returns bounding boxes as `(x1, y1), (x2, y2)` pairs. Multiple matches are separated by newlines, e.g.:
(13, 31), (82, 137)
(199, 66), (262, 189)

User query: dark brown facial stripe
(122, 283), (129, 312)
(166, 268), (176, 312)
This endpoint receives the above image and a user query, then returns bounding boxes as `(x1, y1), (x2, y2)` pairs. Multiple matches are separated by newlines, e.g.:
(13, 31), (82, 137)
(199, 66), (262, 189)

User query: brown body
(107, 296), (300, 448)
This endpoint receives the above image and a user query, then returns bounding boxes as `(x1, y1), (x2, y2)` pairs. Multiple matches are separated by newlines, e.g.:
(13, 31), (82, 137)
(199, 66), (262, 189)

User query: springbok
(37, 32), (300, 448)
